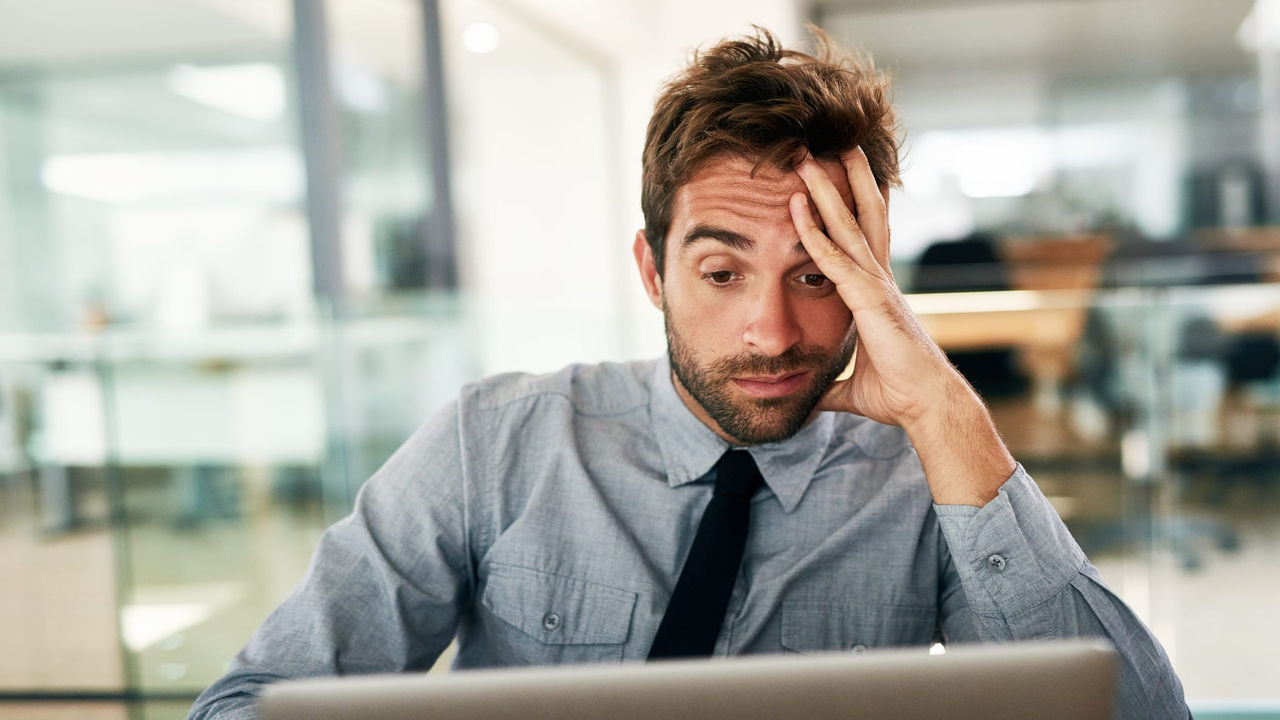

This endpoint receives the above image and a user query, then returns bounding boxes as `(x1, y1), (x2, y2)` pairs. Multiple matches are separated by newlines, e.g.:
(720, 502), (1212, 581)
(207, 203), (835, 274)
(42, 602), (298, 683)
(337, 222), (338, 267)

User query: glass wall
(0, 1), (470, 717)
(0, 0), (310, 706)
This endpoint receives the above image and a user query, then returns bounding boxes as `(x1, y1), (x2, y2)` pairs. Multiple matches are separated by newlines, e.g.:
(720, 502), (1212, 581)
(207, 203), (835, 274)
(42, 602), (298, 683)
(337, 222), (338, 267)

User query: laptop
(259, 639), (1117, 720)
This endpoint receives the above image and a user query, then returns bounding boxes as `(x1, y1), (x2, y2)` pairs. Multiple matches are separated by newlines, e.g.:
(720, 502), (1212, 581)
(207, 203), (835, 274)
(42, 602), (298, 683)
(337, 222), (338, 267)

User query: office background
(1, 0), (1278, 717)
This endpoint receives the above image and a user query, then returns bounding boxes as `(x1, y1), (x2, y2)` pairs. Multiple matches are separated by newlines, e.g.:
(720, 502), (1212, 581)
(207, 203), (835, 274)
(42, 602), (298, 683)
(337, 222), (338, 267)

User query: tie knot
(714, 450), (763, 498)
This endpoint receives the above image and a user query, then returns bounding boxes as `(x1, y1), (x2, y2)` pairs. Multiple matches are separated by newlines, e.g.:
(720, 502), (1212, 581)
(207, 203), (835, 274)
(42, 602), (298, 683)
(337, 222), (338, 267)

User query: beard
(665, 311), (857, 445)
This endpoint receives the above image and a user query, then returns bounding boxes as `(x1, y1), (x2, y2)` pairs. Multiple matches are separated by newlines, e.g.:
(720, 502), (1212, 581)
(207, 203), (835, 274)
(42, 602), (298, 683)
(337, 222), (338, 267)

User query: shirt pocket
(480, 563), (637, 665)
(780, 600), (937, 653)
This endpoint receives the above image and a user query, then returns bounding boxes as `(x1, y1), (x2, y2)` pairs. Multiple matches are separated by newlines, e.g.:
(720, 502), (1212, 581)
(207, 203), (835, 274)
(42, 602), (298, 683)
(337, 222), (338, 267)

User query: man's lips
(731, 371), (810, 399)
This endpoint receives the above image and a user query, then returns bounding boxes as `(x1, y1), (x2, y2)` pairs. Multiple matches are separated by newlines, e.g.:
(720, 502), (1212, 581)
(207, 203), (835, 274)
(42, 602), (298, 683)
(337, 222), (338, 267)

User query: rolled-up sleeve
(933, 465), (1189, 720)
(188, 400), (472, 720)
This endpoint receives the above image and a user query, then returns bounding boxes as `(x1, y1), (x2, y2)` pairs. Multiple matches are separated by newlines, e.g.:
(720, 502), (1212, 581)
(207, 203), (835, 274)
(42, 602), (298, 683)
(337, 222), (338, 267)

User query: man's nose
(741, 282), (801, 357)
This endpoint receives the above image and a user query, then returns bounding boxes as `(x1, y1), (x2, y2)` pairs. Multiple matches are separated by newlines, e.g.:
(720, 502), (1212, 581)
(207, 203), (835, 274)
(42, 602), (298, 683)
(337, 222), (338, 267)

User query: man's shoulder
(462, 358), (659, 418)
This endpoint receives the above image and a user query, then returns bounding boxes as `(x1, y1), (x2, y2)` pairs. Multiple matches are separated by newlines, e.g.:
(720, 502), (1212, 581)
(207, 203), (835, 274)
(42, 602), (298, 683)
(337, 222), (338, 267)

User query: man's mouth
(731, 371), (810, 399)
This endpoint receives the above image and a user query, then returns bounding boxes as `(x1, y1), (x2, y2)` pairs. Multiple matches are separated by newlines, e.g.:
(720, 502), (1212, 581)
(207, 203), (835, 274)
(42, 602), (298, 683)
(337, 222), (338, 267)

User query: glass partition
(911, 257), (1280, 710)
(0, 0), (305, 709)
(0, 1), (469, 718)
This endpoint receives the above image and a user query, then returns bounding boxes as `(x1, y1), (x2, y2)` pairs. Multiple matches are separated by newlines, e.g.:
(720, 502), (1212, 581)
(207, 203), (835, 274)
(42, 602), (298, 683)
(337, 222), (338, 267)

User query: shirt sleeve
(932, 464), (1190, 720)
(187, 399), (473, 720)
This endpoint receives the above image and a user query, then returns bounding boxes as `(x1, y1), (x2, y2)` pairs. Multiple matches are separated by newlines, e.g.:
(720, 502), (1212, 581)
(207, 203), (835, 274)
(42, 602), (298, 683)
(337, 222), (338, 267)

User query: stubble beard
(665, 310), (857, 445)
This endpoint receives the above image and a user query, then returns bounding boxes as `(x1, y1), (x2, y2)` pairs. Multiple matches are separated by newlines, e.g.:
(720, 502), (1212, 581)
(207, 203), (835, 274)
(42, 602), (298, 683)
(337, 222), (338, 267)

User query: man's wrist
(902, 376), (1015, 507)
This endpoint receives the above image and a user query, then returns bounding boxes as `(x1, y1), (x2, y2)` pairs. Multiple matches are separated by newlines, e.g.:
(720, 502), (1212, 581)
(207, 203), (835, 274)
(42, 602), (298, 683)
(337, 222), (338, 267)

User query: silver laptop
(260, 639), (1116, 720)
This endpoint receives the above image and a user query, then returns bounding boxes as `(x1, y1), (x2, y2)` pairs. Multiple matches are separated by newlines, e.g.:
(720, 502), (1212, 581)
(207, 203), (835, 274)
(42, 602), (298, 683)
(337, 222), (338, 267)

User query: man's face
(635, 155), (859, 445)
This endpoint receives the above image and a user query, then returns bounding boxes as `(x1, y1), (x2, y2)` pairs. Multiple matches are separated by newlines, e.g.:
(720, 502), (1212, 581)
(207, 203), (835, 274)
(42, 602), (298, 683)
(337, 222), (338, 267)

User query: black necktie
(649, 449), (764, 659)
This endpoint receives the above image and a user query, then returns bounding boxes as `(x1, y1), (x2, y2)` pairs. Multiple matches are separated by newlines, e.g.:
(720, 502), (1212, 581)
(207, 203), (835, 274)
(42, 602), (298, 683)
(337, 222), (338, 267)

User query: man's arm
(188, 400), (472, 720)
(790, 147), (1189, 717)
(933, 465), (1189, 719)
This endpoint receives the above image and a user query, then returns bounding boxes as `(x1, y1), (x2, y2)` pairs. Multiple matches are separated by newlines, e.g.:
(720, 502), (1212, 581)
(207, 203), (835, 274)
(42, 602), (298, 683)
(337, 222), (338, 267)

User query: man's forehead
(682, 156), (798, 196)
(676, 154), (853, 209)
(666, 154), (852, 259)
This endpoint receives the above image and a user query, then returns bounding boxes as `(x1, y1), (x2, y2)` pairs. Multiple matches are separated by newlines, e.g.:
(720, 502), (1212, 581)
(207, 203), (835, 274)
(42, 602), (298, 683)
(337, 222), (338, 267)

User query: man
(191, 28), (1188, 719)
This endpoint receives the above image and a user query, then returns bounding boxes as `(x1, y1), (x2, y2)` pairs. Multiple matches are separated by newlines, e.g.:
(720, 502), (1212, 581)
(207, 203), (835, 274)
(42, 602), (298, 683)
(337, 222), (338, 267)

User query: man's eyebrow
(680, 225), (811, 258)
(680, 225), (754, 251)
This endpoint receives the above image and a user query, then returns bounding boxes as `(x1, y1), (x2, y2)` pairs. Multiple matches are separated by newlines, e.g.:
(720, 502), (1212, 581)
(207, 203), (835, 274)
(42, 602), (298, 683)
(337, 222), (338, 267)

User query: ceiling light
(462, 22), (501, 54)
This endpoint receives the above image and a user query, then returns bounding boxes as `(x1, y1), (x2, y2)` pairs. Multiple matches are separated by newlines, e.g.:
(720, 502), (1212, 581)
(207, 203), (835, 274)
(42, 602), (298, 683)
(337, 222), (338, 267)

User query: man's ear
(633, 229), (663, 310)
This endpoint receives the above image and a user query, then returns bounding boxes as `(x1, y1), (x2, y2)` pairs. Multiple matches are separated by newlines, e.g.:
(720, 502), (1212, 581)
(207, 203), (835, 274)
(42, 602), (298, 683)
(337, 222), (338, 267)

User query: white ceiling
(0, 0), (420, 84)
(817, 0), (1259, 83)
(0, 0), (1264, 157)
(0, 0), (1260, 83)
(0, 0), (284, 68)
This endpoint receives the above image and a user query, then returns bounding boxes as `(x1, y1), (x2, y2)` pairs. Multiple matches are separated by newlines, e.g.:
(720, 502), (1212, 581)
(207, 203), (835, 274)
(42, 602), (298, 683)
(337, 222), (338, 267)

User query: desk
(909, 289), (1094, 411)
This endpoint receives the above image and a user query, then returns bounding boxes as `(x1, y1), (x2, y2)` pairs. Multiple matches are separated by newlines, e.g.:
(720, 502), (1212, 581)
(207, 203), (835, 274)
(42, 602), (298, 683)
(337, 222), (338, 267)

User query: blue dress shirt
(189, 357), (1188, 719)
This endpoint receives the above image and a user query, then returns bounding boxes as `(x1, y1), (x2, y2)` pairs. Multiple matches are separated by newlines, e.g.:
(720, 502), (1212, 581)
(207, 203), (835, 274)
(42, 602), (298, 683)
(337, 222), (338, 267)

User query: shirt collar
(648, 356), (836, 514)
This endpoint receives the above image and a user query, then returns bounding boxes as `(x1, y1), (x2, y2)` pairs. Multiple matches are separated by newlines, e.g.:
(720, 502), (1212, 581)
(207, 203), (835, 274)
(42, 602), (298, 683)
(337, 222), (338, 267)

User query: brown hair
(641, 26), (901, 275)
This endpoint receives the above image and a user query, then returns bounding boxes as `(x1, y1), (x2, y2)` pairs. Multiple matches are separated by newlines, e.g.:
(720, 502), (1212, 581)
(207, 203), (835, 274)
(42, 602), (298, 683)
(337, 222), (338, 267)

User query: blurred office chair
(1186, 332), (1280, 507)
(913, 233), (1029, 398)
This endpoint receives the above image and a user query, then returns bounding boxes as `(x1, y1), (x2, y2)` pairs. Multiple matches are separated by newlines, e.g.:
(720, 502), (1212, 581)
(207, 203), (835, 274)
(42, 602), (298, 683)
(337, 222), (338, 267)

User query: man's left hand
(790, 148), (1015, 506)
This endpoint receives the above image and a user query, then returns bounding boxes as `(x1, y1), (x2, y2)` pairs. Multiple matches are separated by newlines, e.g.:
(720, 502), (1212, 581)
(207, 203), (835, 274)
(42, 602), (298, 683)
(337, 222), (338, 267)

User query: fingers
(840, 147), (892, 271)
(788, 191), (863, 284)
(793, 154), (883, 276)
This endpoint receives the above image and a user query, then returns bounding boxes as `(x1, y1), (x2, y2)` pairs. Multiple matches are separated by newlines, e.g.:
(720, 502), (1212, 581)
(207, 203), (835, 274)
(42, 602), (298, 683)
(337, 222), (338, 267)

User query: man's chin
(713, 396), (820, 445)
(718, 422), (808, 446)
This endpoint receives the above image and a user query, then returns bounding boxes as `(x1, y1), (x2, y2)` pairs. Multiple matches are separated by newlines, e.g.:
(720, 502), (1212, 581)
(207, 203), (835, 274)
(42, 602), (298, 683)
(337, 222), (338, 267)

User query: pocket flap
(482, 564), (637, 646)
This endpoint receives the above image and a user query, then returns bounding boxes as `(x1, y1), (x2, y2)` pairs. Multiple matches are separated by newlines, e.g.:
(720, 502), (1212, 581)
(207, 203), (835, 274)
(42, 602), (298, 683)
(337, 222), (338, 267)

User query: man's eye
(799, 273), (830, 288)
(703, 271), (735, 285)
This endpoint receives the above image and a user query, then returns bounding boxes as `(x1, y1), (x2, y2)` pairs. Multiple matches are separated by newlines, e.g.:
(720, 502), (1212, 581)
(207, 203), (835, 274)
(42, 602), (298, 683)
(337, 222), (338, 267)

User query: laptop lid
(259, 638), (1116, 720)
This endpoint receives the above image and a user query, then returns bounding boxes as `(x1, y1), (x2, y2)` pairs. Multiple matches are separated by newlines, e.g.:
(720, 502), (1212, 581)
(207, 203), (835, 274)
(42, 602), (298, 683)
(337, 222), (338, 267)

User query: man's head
(640, 27), (900, 277)
(633, 28), (901, 446)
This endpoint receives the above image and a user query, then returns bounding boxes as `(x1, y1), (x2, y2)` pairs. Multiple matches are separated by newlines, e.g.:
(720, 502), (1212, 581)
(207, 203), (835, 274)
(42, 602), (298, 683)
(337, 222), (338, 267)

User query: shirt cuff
(932, 464), (1087, 618)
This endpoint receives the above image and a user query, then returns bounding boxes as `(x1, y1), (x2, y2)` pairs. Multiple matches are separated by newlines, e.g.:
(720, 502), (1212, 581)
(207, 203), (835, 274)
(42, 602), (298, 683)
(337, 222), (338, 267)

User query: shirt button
(987, 554), (1008, 571)
(852, 644), (868, 653)
(542, 613), (562, 631)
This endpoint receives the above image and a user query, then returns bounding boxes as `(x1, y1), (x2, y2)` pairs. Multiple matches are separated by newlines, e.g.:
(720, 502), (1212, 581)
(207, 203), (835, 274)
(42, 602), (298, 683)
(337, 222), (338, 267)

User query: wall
(443, 0), (803, 375)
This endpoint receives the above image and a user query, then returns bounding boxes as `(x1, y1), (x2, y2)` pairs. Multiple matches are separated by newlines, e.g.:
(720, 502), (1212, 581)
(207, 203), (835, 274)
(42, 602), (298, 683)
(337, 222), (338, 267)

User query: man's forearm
(902, 376), (1015, 507)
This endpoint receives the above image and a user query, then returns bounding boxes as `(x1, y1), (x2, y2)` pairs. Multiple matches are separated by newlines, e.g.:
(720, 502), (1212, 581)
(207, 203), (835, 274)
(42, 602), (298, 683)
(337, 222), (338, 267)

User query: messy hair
(641, 26), (901, 275)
